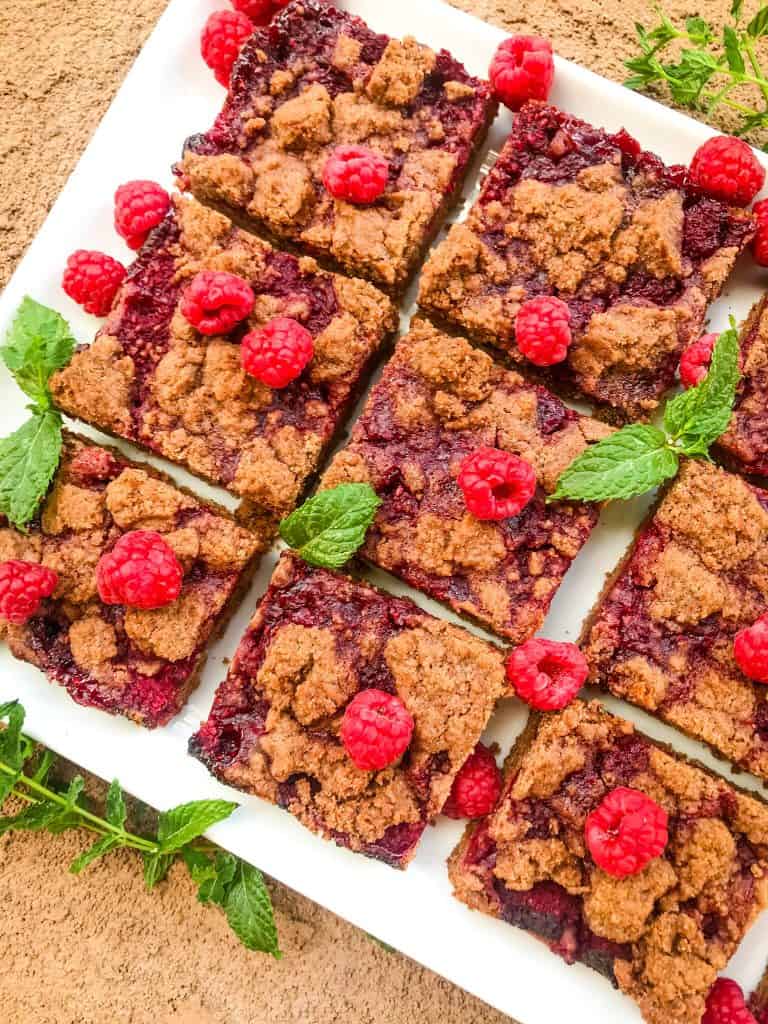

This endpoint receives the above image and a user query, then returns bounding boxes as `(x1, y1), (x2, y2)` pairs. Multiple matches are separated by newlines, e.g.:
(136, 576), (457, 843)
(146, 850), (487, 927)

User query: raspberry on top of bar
(178, 0), (495, 291)
(718, 293), (768, 479)
(49, 195), (397, 517)
(582, 459), (768, 780)
(0, 433), (268, 728)
(320, 319), (611, 642)
(189, 552), (506, 868)
(419, 101), (755, 420)
(449, 700), (768, 1024)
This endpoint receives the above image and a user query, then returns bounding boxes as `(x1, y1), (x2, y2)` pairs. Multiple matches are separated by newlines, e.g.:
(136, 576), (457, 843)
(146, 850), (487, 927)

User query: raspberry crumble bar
(320, 319), (611, 642)
(582, 459), (768, 780)
(449, 700), (768, 1024)
(0, 433), (269, 727)
(49, 195), (397, 517)
(177, 0), (496, 292)
(718, 293), (768, 479)
(419, 101), (755, 420)
(189, 552), (505, 867)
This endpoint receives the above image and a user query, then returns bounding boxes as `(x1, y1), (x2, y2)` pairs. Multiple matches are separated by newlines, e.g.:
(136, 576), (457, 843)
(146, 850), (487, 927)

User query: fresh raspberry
(0, 561), (58, 625)
(201, 9), (253, 87)
(62, 250), (126, 317)
(585, 787), (668, 878)
(703, 979), (757, 1024)
(689, 135), (765, 206)
(230, 0), (278, 25)
(679, 332), (717, 388)
(241, 316), (314, 387)
(340, 689), (414, 771)
(96, 531), (183, 610)
(488, 35), (555, 111)
(457, 447), (537, 521)
(180, 270), (254, 336)
(752, 198), (768, 266)
(322, 145), (389, 204)
(114, 180), (171, 250)
(734, 612), (768, 684)
(515, 296), (572, 366)
(505, 638), (588, 710)
(442, 743), (502, 819)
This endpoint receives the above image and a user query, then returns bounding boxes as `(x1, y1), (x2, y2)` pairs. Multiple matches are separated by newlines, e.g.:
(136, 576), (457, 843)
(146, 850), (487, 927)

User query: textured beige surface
(0, 1), (756, 1022)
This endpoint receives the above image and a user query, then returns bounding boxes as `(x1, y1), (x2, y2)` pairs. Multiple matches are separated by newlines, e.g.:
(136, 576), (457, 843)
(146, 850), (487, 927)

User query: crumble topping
(68, 616), (119, 673)
(41, 482), (105, 534)
(366, 38), (436, 107)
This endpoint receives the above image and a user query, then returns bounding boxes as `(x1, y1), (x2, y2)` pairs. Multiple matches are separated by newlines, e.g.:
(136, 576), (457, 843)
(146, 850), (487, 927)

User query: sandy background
(0, 1), (755, 1022)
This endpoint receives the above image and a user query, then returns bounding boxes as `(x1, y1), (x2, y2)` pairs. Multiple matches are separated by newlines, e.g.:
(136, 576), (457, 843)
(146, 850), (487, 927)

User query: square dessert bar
(448, 700), (768, 1024)
(718, 293), (768, 478)
(419, 101), (755, 420)
(50, 194), (397, 518)
(582, 459), (768, 780)
(320, 319), (610, 642)
(177, 0), (496, 292)
(0, 433), (269, 728)
(189, 551), (505, 868)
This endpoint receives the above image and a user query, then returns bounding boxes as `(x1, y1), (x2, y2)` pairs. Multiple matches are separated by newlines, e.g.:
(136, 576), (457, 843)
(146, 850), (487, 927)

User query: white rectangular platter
(1, 2), (767, 1022)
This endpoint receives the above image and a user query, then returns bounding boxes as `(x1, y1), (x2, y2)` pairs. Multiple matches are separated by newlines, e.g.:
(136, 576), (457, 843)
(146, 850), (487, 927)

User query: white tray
(1, 3), (767, 1022)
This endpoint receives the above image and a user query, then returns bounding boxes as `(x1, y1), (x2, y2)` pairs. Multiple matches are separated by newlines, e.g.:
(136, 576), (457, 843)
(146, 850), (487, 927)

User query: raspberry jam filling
(719, 295), (768, 476)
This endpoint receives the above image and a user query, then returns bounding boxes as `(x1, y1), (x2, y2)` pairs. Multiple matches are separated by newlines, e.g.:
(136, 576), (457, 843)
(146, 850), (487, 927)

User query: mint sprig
(279, 482), (381, 568)
(625, 3), (768, 141)
(0, 298), (76, 530)
(551, 323), (740, 503)
(0, 700), (281, 957)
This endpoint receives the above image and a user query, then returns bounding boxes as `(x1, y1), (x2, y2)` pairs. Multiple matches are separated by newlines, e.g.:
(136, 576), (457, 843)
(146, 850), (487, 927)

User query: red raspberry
(0, 561), (58, 625)
(241, 316), (314, 387)
(703, 979), (757, 1024)
(180, 270), (255, 336)
(201, 9), (253, 87)
(340, 689), (414, 771)
(62, 250), (126, 317)
(734, 612), (768, 684)
(230, 0), (278, 25)
(442, 743), (502, 819)
(505, 638), (588, 710)
(679, 332), (717, 388)
(457, 447), (537, 521)
(96, 531), (183, 610)
(689, 135), (765, 206)
(322, 145), (389, 204)
(515, 296), (572, 366)
(585, 787), (668, 878)
(488, 35), (555, 111)
(753, 198), (768, 266)
(114, 180), (171, 250)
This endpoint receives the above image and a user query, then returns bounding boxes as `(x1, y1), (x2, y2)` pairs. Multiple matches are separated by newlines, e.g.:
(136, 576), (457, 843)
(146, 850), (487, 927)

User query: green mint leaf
(105, 779), (127, 829)
(69, 835), (119, 875)
(224, 861), (281, 957)
(143, 851), (175, 890)
(550, 425), (678, 503)
(0, 410), (63, 530)
(724, 25), (746, 72)
(156, 799), (238, 854)
(686, 17), (714, 44)
(31, 748), (56, 785)
(664, 324), (740, 454)
(748, 6), (768, 37)
(732, 0), (744, 20)
(279, 483), (381, 569)
(0, 799), (65, 837)
(184, 848), (238, 907)
(2, 298), (75, 407)
(0, 699), (28, 801)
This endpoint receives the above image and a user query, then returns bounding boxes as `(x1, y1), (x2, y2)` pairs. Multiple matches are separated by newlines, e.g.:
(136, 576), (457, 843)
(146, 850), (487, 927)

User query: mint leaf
(2, 298), (75, 407)
(550, 425), (678, 503)
(156, 799), (238, 854)
(0, 699), (28, 802)
(143, 851), (175, 890)
(0, 800), (64, 836)
(748, 7), (768, 37)
(724, 25), (746, 72)
(0, 410), (63, 529)
(224, 862), (281, 957)
(105, 779), (127, 829)
(69, 835), (119, 875)
(664, 324), (740, 455)
(279, 483), (381, 569)
(184, 847), (238, 907)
